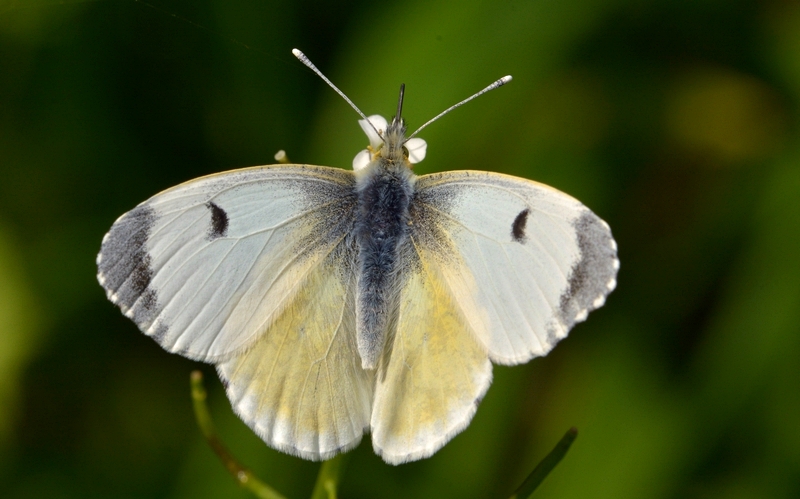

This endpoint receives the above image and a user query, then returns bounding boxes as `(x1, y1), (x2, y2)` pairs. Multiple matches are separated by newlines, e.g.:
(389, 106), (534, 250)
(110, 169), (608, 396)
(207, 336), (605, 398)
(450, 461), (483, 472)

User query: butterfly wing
(370, 170), (617, 463)
(371, 239), (492, 464)
(410, 170), (619, 365)
(96, 165), (357, 362)
(216, 241), (374, 460)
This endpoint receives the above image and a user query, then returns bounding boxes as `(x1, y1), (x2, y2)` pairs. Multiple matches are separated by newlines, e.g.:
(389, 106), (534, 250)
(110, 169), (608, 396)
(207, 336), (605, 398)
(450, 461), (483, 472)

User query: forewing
(411, 170), (618, 365)
(217, 241), (373, 461)
(371, 241), (492, 465)
(96, 165), (357, 362)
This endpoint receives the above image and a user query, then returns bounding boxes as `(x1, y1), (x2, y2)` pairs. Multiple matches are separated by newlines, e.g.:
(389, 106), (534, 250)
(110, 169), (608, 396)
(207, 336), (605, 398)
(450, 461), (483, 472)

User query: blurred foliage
(1, 0), (799, 497)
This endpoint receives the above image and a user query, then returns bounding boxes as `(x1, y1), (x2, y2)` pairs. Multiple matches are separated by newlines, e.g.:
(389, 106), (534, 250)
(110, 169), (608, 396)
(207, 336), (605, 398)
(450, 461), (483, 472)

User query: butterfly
(96, 49), (618, 465)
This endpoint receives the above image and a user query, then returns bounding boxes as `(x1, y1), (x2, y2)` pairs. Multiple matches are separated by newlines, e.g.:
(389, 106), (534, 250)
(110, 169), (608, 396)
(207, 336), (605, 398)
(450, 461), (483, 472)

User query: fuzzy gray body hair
(354, 161), (415, 370)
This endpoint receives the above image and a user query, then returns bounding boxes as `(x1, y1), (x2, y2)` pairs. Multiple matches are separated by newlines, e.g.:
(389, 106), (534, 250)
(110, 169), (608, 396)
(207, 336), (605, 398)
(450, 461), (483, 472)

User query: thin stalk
(508, 427), (578, 499)
(310, 454), (349, 499)
(190, 370), (287, 499)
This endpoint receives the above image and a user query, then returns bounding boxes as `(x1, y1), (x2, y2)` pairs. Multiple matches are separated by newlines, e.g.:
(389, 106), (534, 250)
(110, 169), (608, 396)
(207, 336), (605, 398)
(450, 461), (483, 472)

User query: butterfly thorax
(353, 130), (416, 370)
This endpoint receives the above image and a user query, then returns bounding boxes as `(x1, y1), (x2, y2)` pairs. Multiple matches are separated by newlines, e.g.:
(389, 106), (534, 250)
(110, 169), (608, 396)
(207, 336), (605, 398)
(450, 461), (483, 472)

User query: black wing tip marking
(97, 204), (162, 330)
(206, 201), (229, 239)
(511, 208), (530, 243)
(150, 321), (170, 343)
(557, 210), (619, 330)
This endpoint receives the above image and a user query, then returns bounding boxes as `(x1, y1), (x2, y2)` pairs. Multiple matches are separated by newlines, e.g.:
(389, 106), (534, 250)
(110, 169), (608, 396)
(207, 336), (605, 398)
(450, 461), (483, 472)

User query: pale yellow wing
(216, 243), (373, 461)
(370, 240), (492, 465)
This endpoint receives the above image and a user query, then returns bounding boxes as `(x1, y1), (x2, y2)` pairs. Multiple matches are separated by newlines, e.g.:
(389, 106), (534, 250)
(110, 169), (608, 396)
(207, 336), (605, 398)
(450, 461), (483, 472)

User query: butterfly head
(352, 115), (427, 172)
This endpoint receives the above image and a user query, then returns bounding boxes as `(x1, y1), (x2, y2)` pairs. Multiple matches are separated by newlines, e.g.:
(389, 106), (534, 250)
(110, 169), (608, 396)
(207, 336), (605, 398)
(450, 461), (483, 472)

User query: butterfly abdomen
(354, 165), (415, 370)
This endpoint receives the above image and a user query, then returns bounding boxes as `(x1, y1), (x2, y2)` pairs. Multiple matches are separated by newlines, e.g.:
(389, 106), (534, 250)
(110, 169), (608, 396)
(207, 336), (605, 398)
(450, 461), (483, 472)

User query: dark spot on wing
(557, 211), (618, 330)
(206, 201), (229, 239)
(511, 208), (530, 243)
(97, 204), (161, 330)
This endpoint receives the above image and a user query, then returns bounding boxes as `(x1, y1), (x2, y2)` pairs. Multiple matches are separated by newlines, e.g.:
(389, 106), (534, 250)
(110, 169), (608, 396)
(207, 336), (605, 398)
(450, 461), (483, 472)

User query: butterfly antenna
(292, 49), (382, 137)
(405, 75), (513, 142)
(395, 84), (405, 122)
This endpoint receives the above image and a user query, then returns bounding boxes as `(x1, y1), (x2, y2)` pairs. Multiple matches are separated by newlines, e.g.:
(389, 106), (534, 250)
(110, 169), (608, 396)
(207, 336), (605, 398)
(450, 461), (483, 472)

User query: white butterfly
(96, 50), (618, 465)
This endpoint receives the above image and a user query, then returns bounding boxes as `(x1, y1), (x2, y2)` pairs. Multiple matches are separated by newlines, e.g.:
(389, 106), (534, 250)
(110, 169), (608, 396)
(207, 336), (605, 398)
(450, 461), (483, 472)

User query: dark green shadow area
(1, 0), (799, 498)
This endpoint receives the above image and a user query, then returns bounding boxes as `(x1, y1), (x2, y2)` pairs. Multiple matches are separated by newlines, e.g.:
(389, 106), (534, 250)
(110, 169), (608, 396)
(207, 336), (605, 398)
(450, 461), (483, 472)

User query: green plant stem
(509, 427), (578, 499)
(190, 370), (287, 499)
(310, 453), (348, 499)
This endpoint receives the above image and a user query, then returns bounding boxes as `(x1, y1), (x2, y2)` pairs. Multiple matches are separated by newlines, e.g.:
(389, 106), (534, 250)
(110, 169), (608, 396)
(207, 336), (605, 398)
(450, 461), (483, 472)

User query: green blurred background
(1, 0), (799, 497)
